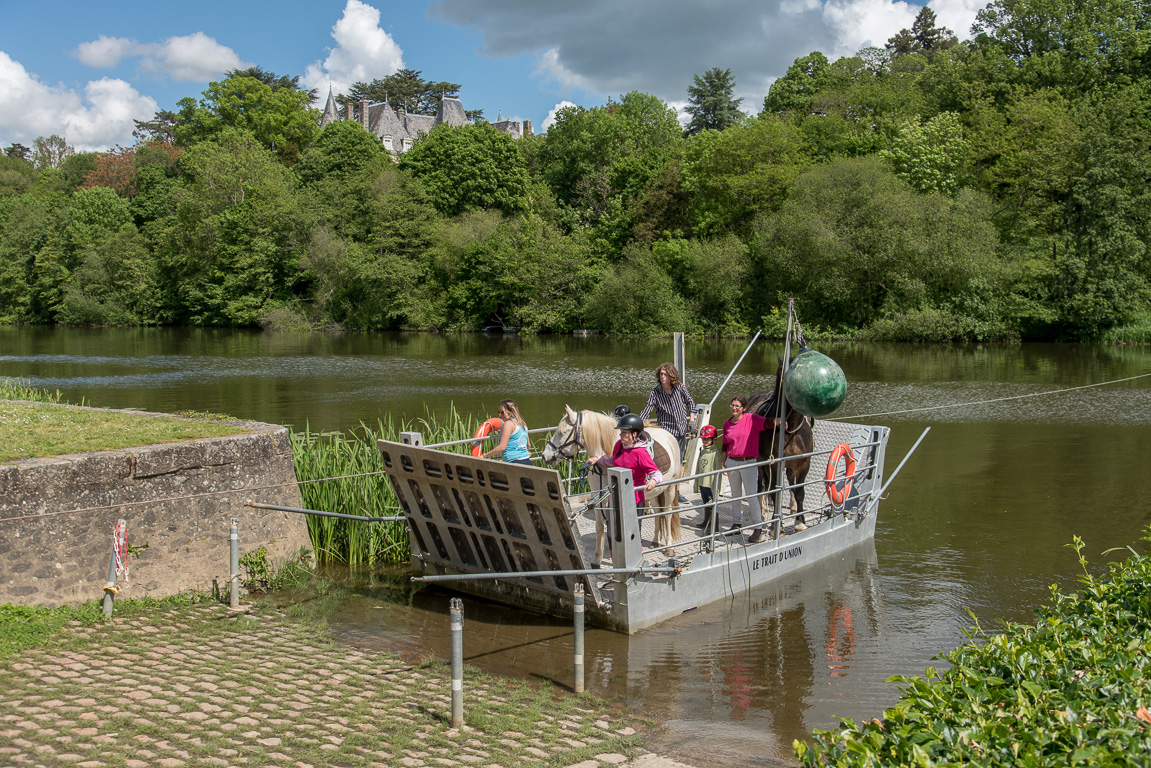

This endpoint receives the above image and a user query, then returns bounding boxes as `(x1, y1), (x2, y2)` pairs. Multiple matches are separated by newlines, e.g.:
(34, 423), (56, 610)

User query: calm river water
(4, 327), (1151, 766)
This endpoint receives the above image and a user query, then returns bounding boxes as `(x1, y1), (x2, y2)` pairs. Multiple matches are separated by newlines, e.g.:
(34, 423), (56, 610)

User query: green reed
(0, 377), (84, 405)
(289, 405), (497, 566)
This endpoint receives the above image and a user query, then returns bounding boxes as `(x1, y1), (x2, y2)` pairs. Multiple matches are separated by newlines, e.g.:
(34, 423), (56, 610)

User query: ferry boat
(377, 414), (910, 634)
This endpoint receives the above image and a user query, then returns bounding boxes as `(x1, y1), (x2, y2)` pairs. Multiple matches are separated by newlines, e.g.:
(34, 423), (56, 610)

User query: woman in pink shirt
(720, 395), (778, 543)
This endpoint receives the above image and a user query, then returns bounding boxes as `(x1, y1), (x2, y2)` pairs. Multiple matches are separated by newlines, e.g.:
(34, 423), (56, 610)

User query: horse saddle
(650, 439), (673, 475)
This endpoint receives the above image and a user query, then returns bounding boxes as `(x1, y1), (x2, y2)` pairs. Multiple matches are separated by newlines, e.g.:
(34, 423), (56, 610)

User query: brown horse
(746, 355), (815, 532)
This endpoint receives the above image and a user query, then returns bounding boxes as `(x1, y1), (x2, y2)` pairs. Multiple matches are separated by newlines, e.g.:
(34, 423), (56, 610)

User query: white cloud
(73, 31), (249, 82)
(302, 0), (405, 97)
(929, 0), (985, 39)
(823, 0), (918, 58)
(432, 0), (978, 110)
(145, 32), (249, 82)
(541, 100), (577, 132)
(74, 35), (138, 69)
(0, 52), (157, 152)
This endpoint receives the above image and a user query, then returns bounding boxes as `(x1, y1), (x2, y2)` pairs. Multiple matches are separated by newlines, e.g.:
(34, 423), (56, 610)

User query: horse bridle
(546, 411), (585, 460)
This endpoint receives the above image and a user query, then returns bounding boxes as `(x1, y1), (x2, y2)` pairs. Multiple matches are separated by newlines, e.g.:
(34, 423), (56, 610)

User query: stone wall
(0, 410), (310, 607)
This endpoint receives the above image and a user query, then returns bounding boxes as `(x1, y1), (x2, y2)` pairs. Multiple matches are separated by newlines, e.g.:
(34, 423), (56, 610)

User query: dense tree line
(3, 0), (1151, 340)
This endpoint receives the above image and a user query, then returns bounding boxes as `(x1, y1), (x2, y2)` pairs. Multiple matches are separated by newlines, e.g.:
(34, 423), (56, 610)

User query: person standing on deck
(639, 363), (696, 501)
(720, 395), (779, 544)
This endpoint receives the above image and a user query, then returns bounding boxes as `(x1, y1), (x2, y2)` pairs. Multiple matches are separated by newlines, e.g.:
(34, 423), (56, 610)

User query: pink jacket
(593, 439), (663, 505)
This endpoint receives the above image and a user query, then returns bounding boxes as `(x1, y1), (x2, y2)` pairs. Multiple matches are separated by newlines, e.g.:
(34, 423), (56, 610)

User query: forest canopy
(4, 8), (1151, 342)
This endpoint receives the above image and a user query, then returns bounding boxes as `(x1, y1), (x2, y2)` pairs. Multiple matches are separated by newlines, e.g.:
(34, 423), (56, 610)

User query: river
(4, 326), (1151, 766)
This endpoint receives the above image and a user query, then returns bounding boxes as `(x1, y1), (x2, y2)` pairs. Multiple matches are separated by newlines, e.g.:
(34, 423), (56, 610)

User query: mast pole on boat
(772, 299), (795, 539)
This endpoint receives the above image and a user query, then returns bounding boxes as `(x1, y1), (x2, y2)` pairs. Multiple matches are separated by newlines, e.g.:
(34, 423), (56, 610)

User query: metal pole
(102, 518), (126, 618)
(673, 332), (686, 386)
(412, 565), (679, 583)
(449, 597), (464, 729)
(243, 501), (405, 522)
(229, 517), (240, 610)
(774, 299), (794, 539)
(573, 584), (585, 693)
(708, 330), (762, 409)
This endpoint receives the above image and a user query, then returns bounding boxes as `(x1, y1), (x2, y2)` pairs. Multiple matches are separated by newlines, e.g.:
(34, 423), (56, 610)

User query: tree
(175, 77), (319, 165)
(684, 67), (744, 136)
(32, 135), (74, 170)
(5, 144), (31, 161)
(880, 112), (969, 195)
(133, 110), (178, 144)
(398, 123), (531, 217)
(763, 53), (834, 114)
(886, 7), (958, 61)
(162, 129), (309, 325)
(345, 69), (462, 115)
(225, 65), (315, 98)
(81, 146), (139, 196)
(751, 156), (1007, 336)
(295, 120), (384, 186)
(680, 115), (810, 236)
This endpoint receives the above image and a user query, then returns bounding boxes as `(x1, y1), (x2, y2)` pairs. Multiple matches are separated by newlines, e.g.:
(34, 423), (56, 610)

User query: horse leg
(791, 465), (809, 531)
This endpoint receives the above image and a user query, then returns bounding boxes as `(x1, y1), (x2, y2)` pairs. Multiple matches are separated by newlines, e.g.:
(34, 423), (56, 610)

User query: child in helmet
(694, 425), (720, 531)
(587, 412), (663, 509)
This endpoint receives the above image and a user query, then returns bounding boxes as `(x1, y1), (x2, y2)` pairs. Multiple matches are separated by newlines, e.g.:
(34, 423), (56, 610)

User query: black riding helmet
(616, 413), (644, 433)
(612, 404), (630, 418)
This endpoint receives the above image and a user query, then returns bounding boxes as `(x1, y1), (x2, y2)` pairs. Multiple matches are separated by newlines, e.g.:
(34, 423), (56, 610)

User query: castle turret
(320, 87), (341, 128)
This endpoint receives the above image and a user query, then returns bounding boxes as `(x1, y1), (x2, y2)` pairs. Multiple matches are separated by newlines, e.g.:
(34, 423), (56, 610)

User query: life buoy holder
(471, 418), (504, 458)
(825, 443), (856, 506)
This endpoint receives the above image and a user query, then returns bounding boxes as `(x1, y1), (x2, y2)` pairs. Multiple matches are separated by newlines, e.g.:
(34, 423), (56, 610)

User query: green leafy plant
(796, 531), (1151, 766)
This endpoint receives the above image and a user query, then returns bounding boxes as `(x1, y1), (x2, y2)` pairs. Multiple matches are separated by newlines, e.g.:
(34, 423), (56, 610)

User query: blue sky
(0, 0), (984, 152)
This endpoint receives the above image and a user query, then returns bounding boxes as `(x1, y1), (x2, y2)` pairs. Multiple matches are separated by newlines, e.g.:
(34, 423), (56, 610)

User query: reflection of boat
(379, 416), (905, 633)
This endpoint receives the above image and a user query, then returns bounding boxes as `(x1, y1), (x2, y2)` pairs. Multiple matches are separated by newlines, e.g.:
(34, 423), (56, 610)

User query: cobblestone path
(0, 604), (696, 768)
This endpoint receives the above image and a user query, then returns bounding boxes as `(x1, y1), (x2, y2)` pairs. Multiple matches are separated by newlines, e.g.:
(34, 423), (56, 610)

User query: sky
(0, 0), (986, 153)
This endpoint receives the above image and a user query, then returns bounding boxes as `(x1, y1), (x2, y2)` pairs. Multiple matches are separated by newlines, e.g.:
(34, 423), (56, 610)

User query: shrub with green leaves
(796, 534), (1151, 766)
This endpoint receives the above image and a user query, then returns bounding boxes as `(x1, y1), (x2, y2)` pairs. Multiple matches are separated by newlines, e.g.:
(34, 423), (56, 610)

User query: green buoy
(784, 348), (847, 416)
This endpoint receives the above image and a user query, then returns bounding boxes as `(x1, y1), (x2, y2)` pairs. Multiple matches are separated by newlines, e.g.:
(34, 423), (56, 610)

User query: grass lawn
(0, 400), (249, 462)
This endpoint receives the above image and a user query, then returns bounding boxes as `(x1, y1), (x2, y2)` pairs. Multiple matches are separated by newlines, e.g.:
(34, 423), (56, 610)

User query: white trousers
(724, 458), (762, 527)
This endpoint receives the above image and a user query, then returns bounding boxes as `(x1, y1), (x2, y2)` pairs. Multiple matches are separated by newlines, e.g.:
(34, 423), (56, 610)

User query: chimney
(345, 103), (354, 122)
(360, 99), (370, 130)
(523, 120), (533, 137)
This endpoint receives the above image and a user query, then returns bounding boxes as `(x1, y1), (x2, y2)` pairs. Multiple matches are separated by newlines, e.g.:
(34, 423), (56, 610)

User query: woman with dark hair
(482, 400), (531, 465)
(720, 395), (778, 543)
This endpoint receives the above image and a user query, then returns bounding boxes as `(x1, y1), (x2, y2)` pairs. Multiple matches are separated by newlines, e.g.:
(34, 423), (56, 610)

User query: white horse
(541, 406), (682, 565)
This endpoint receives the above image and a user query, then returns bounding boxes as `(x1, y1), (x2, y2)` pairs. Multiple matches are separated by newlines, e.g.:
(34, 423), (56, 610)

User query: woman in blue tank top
(481, 400), (532, 465)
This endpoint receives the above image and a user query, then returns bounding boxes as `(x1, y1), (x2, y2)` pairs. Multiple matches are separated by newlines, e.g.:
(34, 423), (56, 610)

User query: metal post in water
(449, 597), (464, 728)
(573, 584), (585, 693)
(102, 518), (126, 618)
(229, 517), (240, 610)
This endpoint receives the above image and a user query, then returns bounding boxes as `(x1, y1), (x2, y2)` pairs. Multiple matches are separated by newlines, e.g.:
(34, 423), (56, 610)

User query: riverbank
(0, 599), (702, 768)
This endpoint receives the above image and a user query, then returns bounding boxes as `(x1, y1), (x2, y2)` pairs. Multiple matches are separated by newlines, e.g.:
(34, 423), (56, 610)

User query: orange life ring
(471, 418), (504, 458)
(825, 443), (856, 506)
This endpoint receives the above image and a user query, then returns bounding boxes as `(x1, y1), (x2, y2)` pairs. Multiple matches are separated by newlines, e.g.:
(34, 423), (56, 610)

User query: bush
(796, 534), (1151, 766)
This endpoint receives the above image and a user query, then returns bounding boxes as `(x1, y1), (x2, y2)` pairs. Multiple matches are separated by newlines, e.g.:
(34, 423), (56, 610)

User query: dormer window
(384, 138), (393, 150)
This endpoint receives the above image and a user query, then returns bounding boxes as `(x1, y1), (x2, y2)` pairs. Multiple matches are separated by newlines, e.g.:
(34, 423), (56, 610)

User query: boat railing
(639, 455), (884, 557)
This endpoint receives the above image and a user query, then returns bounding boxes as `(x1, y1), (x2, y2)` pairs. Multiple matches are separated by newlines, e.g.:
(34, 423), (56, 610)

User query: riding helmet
(612, 404), (631, 418)
(699, 425), (717, 439)
(616, 413), (644, 433)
